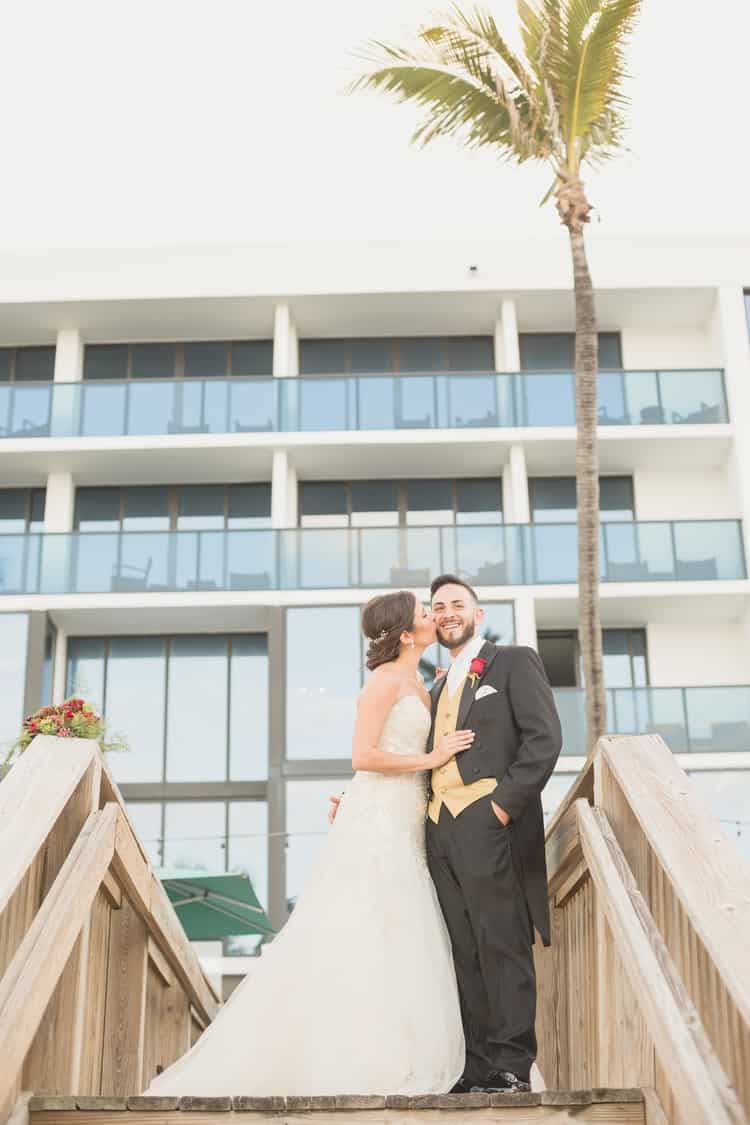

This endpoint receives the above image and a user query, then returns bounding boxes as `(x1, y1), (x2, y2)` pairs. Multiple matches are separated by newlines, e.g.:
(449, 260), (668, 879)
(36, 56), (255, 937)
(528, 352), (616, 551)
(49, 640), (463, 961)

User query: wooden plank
(77, 888), (113, 1095)
(110, 811), (219, 1024)
(600, 735), (750, 1027)
(641, 1087), (669, 1125)
(555, 858), (588, 907)
(101, 898), (148, 1097)
(24, 758), (103, 1094)
(0, 737), (97, 916)
(0, 804), (117, 1112)
(533, 936), (557, 1089)
(29, 1104), (647, 1124)
(141, 966), (191, 1091)
(577, 799), (745, 1125)
(545, 754), (594, 889)
(147, 937), (173, 988)
(100, 871), (122, 910)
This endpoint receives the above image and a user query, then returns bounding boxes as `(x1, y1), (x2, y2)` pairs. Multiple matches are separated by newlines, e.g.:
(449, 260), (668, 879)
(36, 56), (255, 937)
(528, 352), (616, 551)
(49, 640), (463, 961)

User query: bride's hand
(432, 730), (475, 767)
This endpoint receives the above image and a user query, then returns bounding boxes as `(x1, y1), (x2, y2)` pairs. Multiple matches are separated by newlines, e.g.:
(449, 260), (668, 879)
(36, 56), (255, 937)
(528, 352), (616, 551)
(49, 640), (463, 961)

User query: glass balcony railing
(0, 368), (728, 438)
(554, 686), (750, 755)
(0, 520), (744, 595)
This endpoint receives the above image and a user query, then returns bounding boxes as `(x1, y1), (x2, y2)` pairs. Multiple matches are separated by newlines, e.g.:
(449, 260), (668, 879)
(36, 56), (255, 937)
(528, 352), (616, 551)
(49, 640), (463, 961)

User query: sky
(1, 0), (747, 251)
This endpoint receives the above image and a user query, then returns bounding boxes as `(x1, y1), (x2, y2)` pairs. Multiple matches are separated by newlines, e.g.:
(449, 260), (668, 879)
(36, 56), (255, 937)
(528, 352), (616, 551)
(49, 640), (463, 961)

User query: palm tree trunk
(568, 225), (606, 752)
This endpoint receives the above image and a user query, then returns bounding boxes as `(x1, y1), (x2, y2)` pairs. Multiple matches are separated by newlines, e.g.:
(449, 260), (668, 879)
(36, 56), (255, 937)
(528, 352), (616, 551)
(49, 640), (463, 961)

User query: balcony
(0, 520), (744, 595)
(554, 685), (750, 755)
(0, 368), (728, 439)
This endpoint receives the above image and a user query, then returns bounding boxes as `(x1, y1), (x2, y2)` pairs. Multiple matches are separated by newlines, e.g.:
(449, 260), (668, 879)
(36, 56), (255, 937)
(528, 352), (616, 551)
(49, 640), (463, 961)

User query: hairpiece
(377, 629), (389, 641)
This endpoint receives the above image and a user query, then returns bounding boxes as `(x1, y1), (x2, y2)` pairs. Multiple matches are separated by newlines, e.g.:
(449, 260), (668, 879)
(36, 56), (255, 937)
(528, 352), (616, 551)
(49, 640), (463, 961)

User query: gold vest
(427, 675), (496, 824)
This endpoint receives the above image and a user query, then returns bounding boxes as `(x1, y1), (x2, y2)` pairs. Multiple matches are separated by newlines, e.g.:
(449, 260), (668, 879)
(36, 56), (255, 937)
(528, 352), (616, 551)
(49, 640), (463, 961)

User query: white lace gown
(146, 695), (465, 1095)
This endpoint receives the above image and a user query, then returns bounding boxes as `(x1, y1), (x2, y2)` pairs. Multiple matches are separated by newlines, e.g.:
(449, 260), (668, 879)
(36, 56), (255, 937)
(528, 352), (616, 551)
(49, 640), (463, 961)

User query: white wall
(647, 621), (750, 685)
(632, 466), (738, 520)
(620, 326), (720, 370)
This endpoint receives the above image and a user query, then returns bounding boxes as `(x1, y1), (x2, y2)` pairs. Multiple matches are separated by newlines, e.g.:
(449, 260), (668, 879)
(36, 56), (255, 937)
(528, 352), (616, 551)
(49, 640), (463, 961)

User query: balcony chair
(396, 415), (431, 429)
(639, 404), (665, 424)
(676, 558), (719, 580)
(110, 557), (153, 592)
(234, 419), (275, 432)
(597, 404), (631, 425)
(229, 571), (272, 589)
(167, 421), (211, 434)
(455, 410), (499, 428)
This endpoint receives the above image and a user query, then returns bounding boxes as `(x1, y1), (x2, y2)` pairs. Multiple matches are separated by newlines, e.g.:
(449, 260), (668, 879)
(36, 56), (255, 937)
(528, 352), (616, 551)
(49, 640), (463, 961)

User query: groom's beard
(437, 622), (477, 652)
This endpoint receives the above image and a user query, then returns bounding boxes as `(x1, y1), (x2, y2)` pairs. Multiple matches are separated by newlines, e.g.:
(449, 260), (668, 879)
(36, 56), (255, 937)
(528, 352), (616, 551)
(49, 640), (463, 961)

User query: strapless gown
(146, 695), (465, 1095)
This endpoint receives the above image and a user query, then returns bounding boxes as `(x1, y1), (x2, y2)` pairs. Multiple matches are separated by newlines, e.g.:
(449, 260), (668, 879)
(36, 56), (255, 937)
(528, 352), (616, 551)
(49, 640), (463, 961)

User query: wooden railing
(536, 734), (750, 1125)
(0, 736), (220, 1122)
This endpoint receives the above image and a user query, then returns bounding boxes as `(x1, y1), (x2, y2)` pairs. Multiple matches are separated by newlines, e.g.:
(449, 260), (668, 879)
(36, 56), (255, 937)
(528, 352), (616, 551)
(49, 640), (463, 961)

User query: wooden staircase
(2, 734), (749, 1125)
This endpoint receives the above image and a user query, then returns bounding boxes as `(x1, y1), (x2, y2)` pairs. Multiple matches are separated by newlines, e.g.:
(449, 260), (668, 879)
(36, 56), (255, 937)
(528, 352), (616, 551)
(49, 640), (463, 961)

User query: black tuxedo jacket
(428, 641), (562, 945)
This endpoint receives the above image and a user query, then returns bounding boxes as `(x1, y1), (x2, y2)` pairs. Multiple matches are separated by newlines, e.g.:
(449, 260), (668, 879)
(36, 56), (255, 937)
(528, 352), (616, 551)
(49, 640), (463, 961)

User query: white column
(53, 328), (84, 382)
(273, 303), (299, 377)
(494, 298), (520, 372)
(44, 472), (75, 532)
(52, 628), (68, 705)
(503, 443), (530, 524)
(712, 287), (750, 571)
(271, 450), (297, 529)
(513, 593), (538, 649)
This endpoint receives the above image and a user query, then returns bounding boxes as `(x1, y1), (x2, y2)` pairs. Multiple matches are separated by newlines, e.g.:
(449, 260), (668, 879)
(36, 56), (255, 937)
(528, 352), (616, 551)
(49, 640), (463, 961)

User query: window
(0, 346), (55, 382)
(688, 770), (750, 861)
(299, 337), (494, 374)
(529, 477), (634, 522)
(0, 489), (45, 532)
(538, 628), (648, 688)
(74, 484), (272, 531)
(519, 332), (622, 371)
(83, 340), (273, 380)
(299, 479), (502, 528)
(66, 634), (269, 783)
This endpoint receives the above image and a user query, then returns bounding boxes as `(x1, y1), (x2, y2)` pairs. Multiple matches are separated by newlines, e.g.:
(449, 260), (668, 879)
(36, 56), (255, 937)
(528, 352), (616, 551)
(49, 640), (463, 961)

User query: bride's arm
(351, 674), (474, 774)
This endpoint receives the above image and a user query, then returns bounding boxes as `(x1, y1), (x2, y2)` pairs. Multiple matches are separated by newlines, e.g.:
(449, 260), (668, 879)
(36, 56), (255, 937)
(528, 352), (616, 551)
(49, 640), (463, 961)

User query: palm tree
(353, 0), (641, 750)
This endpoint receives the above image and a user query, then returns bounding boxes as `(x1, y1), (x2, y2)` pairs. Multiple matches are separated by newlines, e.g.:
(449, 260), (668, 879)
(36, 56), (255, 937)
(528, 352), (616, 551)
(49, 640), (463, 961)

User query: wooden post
(101, 900), (148, 1096)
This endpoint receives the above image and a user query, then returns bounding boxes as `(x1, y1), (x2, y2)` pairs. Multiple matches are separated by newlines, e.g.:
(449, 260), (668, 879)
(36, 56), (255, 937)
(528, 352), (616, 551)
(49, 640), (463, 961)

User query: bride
(147, 590), (471, 1095)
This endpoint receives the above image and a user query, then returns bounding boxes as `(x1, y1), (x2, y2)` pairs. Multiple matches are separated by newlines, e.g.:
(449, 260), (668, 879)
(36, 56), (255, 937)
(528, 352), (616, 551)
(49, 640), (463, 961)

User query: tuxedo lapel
(456, 641), (500, 729)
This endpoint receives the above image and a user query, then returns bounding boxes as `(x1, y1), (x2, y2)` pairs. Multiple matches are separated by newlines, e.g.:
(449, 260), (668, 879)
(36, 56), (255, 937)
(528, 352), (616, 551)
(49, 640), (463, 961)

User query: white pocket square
(475, 684), (498, 700)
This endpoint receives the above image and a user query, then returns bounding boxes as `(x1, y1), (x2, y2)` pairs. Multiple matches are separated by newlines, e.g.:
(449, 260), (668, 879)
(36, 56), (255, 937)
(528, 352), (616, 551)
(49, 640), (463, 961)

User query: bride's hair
(362, 591), (417, 671)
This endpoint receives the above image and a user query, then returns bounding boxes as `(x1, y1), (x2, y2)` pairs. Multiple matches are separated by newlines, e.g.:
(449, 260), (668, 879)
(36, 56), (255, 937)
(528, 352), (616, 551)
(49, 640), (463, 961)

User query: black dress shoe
(449, 1075), (476, 1094)
(471, 1070), (531, 1094)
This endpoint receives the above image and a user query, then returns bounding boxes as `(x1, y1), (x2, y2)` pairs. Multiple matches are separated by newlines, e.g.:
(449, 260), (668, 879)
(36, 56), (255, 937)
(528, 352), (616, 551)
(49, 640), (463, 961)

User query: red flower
(469, 657), (488, 679)
(64, 710), (75, 719)
(56, 727), (72, 737)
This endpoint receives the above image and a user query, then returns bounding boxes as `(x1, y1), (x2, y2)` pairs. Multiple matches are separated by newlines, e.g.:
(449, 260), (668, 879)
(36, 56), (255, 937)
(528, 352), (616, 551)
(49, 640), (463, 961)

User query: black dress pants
(426, 796), (537, 1084)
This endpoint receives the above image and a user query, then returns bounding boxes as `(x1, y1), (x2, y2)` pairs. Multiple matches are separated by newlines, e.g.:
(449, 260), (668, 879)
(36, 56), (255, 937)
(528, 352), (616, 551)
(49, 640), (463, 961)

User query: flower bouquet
(7, 698), (128, 764)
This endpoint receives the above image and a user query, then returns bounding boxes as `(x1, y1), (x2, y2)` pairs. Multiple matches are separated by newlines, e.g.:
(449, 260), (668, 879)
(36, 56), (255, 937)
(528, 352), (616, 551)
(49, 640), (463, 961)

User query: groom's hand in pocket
(490, 800), (511, 826)
(328, 794), (343, 824)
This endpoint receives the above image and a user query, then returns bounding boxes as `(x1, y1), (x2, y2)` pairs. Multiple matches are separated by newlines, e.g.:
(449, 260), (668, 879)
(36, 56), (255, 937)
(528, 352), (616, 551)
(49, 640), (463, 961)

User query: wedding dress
(146, 695), (465, 1095)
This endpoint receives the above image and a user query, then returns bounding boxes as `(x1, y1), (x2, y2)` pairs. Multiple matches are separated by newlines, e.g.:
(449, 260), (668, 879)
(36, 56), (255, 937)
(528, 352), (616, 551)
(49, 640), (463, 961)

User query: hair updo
(361, 590), (418, 671)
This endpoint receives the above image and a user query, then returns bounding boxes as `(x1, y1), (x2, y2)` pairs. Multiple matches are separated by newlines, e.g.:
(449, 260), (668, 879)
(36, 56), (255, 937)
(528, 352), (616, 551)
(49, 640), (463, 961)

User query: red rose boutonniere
(468, 657), (488, 688)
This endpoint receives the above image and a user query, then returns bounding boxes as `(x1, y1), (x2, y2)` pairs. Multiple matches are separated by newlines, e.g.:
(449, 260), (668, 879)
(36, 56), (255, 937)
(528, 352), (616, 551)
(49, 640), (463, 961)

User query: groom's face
(431, 583), (484, 652)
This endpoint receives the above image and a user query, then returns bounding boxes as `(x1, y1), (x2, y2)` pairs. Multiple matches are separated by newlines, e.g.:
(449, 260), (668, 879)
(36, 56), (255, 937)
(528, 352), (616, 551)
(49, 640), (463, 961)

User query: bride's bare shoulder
(358, 665), (402, 707)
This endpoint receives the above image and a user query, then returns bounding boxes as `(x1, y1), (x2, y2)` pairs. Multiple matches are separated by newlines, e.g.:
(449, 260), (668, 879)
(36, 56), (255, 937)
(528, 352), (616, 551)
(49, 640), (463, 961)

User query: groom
(425, 575), (562, 1095)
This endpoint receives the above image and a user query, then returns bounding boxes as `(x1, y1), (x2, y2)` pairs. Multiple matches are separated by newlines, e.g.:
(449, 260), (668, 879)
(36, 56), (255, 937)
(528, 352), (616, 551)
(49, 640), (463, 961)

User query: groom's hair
(430, 574), (478, 603)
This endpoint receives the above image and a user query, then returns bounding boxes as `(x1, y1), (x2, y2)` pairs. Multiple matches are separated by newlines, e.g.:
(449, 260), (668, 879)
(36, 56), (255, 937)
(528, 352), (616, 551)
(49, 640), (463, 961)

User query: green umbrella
(158, 869), (276, 941)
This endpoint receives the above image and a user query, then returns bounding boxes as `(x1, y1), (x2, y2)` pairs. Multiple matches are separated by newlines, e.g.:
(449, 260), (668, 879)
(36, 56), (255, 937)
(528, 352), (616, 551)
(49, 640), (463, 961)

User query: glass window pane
(122, 486), (170, 530)
(125, 802), (163, 867)
(599, 332), (623, 370)
(166, 637), (228, 781)
(105, 637), (166, 783)
(66, 637), (106, 711)
(163, 801), (226, 871)
(229, 636), (268, 780)
(84, 345), (128, 381)
(299, 340), (348, 374)
(231, 340), (273, 375)
(456, 479), (502, 523)
(226, 799), (269, 955)
(0, 614), (29, 752)
(399, 338), (444, 372)
(227, 484), (272, 528)
(184, 341), (230, 378)
(688, 770), (750, 861)
(300, 482), (347, 519)
(29, 489), (46, 532)
(177, 485), (225, 530)
(405, 480), (453, 526)
(286, 607), (360, 759)
(520, 334), (573, 371)
(529, 478), (576, 522)
(0, 490), (28, 532)
(349, 339), (392, 373)
(444, 337), (494, 371)
(131, 343), (176, 379)
(541, 773), (576, 823)
(350, 481), (398, 528)
(0, 349), (12, 381)
(286, 778), (349, 905)
(75, 488), (121, 530)
(601, 477), (634, 520)
(15, 346), (55, 382)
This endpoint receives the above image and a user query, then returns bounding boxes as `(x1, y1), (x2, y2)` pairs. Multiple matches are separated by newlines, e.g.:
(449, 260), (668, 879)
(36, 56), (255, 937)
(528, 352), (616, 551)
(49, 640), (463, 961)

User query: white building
(1, 235), (749, 958)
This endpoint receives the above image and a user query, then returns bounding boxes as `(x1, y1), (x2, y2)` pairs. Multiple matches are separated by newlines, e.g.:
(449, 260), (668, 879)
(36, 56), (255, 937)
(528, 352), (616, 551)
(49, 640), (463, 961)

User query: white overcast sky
(1, 0), (747, 250)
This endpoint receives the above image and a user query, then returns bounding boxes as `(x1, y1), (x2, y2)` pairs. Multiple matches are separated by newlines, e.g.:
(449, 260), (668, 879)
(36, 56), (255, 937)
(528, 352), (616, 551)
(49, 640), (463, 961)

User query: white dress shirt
(446, 632), (486, 698)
